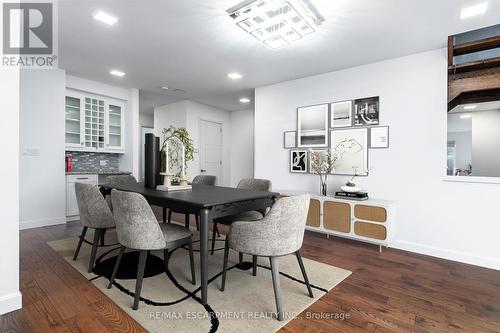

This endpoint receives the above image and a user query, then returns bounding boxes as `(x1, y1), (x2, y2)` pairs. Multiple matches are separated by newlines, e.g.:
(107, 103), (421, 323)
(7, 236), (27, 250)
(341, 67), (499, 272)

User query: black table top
(101, 183), (279, 208)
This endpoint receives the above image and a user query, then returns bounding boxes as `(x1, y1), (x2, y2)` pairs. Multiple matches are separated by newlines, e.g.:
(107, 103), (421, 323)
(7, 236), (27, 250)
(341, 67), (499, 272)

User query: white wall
(472, 111), (500, 177)
(140, 112), (154, 128)
(0, 68), (22, 314)
(255, 48), (500, 270)
(120, 88), (140, 179)
(154, 100), (188, 136)
(230, 109), (255, 186)
(154, 100), (232, 186)
(20, 69), (66, 229)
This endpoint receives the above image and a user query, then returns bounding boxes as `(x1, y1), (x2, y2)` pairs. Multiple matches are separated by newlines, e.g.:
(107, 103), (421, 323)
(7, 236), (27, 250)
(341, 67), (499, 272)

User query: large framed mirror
(447, 24), (500, 182)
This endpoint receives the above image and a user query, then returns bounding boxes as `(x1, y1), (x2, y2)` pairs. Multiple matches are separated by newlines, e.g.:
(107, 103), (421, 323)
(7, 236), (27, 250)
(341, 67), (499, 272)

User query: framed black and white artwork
(354, 97), (379, 126)
(290, 150), (308, 173)
(330, 128), (369, 175)
(370, 126), (389, 148)
(308, 149), (329, 174)
(297, 104), (329, 148)
(283, 131), (296, 148)
(330, 100), (352, 128)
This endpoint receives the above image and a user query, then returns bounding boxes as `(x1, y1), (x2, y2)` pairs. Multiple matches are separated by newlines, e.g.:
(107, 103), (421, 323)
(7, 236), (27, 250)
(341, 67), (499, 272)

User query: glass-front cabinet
(65, 93), (84, 148)
(65, 90), (125, 153)
(106, 102), (124, 150)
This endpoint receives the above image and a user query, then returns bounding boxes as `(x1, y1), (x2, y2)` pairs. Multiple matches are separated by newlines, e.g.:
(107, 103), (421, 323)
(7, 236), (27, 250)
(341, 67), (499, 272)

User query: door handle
(201, 169), (207, 172)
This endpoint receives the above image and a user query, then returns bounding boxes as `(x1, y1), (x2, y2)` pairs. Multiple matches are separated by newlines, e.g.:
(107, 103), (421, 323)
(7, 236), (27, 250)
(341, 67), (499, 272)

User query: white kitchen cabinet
(105, 101), (125, 151)
(66, 174), (98, 221)
(65, 92), (85, 148)
(65, 89), (125, 153)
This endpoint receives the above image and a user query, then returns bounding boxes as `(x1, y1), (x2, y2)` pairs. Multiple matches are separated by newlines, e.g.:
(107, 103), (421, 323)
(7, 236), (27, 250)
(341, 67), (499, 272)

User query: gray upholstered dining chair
(104, 175), (138, 210)
(73, 183), (116, 273)
(167, 175), (217, 230)
(108, 189), (196, 310)
(220, 194), (313, 321)
(106, 174), (138, 185)
(211, 178), (272, 258)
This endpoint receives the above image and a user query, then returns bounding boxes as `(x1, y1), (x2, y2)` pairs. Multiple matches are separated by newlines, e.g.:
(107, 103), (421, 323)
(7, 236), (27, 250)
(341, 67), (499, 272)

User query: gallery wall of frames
(284, 96), (389, 176)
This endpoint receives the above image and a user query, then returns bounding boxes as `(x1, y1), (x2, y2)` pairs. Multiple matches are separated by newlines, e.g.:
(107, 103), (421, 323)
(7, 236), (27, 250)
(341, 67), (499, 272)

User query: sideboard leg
(379, 245), (382, 253)
(326, 234), (330, 239)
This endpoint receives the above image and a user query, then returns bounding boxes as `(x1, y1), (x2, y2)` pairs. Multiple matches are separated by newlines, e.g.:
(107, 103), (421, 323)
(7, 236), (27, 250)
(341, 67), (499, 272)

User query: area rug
(48, 226), (351, 333)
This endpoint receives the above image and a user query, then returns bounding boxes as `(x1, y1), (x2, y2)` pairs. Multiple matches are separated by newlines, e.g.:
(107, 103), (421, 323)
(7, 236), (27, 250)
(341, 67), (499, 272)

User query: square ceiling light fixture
(227, 0), (324, 49)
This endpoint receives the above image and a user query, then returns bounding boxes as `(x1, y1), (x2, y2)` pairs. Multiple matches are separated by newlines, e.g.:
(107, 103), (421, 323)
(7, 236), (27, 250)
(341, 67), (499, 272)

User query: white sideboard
(279, 191), (396, 252)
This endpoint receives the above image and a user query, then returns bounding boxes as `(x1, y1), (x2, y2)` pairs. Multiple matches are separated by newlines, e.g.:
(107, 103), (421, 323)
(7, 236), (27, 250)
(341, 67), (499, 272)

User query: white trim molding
(20, 216), (67, 230)
(0, 291), (22, 315)
(391, 239), (500, 271)
(443, 175), (500, 185)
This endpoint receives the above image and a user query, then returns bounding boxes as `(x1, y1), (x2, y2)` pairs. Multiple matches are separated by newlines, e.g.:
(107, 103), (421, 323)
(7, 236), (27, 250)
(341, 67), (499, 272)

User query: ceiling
(59, 0), (500, 114)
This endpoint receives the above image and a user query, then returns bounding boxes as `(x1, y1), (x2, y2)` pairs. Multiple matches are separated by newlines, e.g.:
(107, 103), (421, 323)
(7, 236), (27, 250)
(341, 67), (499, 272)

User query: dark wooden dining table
(100, 182), (278, 305)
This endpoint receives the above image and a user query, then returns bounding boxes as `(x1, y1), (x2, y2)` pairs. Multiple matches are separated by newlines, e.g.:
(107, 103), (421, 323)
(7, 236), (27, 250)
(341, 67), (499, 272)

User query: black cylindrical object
(144, 133), (160, 188)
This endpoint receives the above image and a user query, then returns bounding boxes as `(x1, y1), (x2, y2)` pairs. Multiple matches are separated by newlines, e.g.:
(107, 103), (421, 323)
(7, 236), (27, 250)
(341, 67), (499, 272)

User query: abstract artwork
(290, 150), (308, 173)
(354, 97), (379, 126)
(297, 104), (329, 147)
(331, 100), (352, 128)
(330, 128), (369, 175)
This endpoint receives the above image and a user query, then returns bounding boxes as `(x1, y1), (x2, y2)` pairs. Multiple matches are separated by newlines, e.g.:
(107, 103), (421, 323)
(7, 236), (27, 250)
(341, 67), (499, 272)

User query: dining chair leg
(163, 207), (167, 223)
(269, 256), (284, 321)
(185, 214), (190, 229)
(215, 224), (220, 237)
(195, 215), (199, 231)
(295, 251), (314, 298)
(220, 239), (229, 292)
(100, 228), (107, 246)
(163, 249), (169, 272)
(167, 210), (172, 224)
(133, 250), (148, 310)
(211, 223), (217, 255)
(88, 228), (102, 273)
(108, 246), (125, 289)
(252, 255), (257, 276)
(73, 226), (88, 261)
(188, 239), (196, 285)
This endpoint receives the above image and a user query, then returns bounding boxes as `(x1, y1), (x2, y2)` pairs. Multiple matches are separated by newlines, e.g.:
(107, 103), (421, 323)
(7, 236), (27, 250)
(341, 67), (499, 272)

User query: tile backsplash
(67, 151), (120, 173)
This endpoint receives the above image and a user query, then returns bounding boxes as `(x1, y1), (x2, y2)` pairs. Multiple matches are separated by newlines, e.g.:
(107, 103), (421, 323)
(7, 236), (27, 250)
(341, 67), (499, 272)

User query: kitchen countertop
(66, 171), (132, 175)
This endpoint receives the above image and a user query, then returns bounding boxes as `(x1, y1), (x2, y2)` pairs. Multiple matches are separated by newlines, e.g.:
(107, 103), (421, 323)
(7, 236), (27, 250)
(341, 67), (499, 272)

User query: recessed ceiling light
(161, 86), (171, 90)
(460, 3), (488, 19)
(94, 11), (118, 26)
(460, 114), (472, 119)
(228, 72), (243, 80)
(110, 69), (125, 77)
(464, 105), (477, 110)
(239, 97), (251, 103)
(227, 0), (324, 49)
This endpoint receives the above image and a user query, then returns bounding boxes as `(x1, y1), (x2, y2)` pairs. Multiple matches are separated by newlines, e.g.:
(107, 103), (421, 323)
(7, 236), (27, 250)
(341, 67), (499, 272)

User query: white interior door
(199, 120), (223, 183)
(140, 127), (155, 181)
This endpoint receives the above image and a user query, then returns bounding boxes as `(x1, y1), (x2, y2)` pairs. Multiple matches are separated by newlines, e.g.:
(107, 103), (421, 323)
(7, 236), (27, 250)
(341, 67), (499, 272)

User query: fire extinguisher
(66, 154), (72, 172)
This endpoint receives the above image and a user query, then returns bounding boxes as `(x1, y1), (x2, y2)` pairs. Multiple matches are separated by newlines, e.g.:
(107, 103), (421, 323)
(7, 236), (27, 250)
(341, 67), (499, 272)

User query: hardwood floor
(1, 217), (500, 333)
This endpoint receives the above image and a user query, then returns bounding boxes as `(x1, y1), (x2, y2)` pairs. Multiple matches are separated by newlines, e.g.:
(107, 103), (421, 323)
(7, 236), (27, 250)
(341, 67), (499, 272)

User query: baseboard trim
(0, 291), (22, 315)
(391, 239), (500, 271)
(20, 216), (67, 230)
